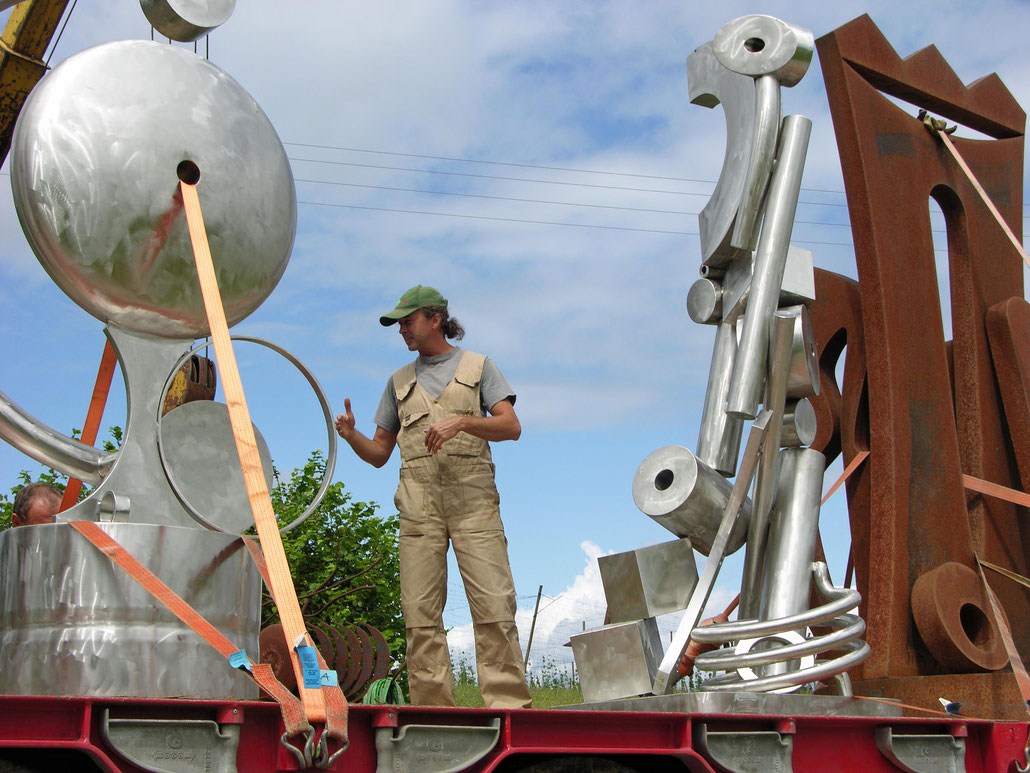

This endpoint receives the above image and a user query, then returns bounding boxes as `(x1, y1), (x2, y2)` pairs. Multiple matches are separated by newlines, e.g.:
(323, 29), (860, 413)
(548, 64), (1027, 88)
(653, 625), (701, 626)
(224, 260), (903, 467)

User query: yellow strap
(180, 180), (326, 723)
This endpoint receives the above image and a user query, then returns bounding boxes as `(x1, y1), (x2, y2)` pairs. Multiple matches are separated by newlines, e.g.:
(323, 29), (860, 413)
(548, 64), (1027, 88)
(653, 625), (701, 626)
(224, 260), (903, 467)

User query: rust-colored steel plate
(330, 625), (363, 695)
(310, 625), (335, 671)
(347, 625), (377, 700)
(259, 623), (296, 692)
(817, 14), (1029, 680)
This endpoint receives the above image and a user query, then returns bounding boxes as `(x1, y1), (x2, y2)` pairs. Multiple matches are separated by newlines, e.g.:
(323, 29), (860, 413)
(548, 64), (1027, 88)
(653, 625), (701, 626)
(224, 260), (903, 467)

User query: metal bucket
(0, 522), (261, 699)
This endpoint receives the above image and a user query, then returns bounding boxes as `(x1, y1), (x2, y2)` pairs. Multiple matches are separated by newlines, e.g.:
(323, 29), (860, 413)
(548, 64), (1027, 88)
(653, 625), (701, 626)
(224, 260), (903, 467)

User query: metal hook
(313, 729), (349, 769)
(280, 726), (315, 769)
(1016, 725), (1030, 773)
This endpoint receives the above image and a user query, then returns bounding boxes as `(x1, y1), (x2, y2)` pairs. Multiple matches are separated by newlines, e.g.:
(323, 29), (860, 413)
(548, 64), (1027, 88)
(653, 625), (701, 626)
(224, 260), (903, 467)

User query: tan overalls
(393, 350), (532, 708)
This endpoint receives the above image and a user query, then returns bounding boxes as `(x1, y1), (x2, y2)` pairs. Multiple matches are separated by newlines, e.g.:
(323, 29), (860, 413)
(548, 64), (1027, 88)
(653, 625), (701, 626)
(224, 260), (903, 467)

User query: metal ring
(157, 336), (337, 534)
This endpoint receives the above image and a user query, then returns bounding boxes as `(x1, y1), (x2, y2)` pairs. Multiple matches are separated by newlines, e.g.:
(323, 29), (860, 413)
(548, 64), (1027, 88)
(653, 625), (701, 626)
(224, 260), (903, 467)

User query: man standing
(335, 285), (532, 709)
(11, 481), (61, 527)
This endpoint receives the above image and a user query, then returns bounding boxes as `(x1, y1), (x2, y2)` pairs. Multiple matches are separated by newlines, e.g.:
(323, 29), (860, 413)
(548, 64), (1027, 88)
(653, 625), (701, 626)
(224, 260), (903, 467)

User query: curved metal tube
(690, 562), (868, 693)
(0, 390), (116, 484)
(156, 336), (338, 535)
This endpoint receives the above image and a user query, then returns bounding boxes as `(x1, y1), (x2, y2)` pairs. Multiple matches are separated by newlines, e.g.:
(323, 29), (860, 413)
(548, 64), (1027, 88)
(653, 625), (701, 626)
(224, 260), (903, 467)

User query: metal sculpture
(573, 15), (868, 702)
(0, 39), (338, 700)
(812, 14), (1029, 715)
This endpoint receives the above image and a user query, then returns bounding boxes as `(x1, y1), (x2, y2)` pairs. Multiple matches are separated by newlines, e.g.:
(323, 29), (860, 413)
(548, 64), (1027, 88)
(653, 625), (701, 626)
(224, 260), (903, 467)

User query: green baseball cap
(379, 285), (448, 326)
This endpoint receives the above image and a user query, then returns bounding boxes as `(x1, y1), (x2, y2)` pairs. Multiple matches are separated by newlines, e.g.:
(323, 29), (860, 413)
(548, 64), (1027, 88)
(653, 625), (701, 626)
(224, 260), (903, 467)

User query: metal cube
(571, 618), (663, 703)
(599, 538), (698, 623)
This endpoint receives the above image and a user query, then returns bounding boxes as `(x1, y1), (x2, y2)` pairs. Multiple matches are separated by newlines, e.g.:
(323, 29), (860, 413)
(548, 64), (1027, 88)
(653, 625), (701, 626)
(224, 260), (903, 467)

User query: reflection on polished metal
(570, 688), (899, 717)
(158, 335), (339, 534)
(0, 522), (261, 699)
(695, 321), (743, 476)
(58, 325), (202, 527)
(723, 244), (816, 323)
(711, 15), (814, 86)
(9, 40), (296, 340)
(632, 445), (752, 555)
(686, 277), (723, 325)
(754, 446), (825, 686)
(140, 0), (236, 42)
(571, 618), (663, 704)
(599, 539), (698, 623)
(0, 388), (115, 484)
(726, 114), (812, 419)
(159, 400), (274, 534)
(686, 41), (757, 267)
(692, 562), (869, 693)
(653, 412), (770, 695)
(781, 398), (816, 447)
(738, 312), (795, 619)
(781, 304), (820, 399)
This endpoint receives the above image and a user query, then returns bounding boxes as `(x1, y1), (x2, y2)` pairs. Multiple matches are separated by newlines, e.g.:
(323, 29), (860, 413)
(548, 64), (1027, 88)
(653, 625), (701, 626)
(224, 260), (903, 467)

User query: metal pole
(523, 585), (544, 671)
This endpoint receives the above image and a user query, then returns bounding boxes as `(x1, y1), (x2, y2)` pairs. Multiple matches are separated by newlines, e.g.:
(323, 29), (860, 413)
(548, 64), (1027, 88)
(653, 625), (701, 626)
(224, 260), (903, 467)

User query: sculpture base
(849, 672), (1027, 721)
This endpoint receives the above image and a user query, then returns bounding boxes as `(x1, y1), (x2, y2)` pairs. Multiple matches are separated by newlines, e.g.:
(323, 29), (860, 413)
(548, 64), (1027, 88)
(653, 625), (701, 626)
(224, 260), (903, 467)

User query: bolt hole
(177, 160), (201, 185)
(655, 469), (674, 491)
(959, 603), (993, 649)
(744, 37), (766, 53)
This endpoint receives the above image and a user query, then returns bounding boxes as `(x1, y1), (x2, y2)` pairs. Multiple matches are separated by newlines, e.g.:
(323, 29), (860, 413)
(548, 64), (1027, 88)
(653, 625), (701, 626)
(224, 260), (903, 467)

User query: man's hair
(13, 481), (61, 519)
(420, 305), (465, 341)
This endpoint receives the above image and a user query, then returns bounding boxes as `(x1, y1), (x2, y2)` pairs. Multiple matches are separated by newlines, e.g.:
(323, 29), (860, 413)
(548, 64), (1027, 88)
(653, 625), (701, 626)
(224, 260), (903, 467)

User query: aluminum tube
(632, 445), (751, 555)
(781, 398), (816, 447)
(696, 322), (744, 476)
(692, 562), (861, 642)
(726, 114), (812, 419)
(760, 447), (826, 622)
(0, 390), (115, 484)
(738, 312), (795, 619)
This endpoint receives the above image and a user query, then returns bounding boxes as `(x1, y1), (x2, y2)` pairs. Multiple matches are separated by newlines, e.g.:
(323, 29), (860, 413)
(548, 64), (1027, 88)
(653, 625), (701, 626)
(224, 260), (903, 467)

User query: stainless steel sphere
(10, 40), (296, 339)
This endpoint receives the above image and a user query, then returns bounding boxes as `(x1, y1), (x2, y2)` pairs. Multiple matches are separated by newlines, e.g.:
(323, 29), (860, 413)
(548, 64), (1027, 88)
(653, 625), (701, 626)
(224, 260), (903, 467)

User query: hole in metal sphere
(655, 469), (674, 491)
(744, 37), (766, 53)
(177, 160), (201, 185)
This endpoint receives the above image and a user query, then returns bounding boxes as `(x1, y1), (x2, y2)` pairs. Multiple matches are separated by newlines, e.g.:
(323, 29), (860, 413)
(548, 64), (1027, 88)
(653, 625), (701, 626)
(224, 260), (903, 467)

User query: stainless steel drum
(141, 0), (237, 42)
(9, 40), (296, 339)
(0, 522), (261, 699)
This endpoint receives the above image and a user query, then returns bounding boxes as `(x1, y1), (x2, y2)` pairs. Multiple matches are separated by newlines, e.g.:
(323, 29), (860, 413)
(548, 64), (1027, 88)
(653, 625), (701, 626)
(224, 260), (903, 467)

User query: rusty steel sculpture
(571, 15), (870, 705)
(811, 15), (1029, 717)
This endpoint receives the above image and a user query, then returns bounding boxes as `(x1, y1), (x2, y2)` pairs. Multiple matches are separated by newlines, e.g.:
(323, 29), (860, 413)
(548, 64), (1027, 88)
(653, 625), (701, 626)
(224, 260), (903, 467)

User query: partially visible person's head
(379, 285), (465, 341)
(12, 482), (61, 527)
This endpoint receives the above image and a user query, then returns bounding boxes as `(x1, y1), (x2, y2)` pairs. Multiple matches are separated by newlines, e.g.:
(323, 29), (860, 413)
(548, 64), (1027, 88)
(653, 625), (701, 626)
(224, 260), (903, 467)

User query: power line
(295, 176), (857, 229)
(289, 155), (854, 209)
(297, 198), (875, 248)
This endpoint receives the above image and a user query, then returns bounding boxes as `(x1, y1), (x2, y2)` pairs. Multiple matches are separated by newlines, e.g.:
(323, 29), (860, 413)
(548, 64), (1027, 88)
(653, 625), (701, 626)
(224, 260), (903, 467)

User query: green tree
(265, 450), (404, 659)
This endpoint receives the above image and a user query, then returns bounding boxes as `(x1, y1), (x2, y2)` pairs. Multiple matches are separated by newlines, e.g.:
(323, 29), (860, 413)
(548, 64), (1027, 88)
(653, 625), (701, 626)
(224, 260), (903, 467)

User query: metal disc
(10, 40), (296, 339)
(159, 400), (274, 533)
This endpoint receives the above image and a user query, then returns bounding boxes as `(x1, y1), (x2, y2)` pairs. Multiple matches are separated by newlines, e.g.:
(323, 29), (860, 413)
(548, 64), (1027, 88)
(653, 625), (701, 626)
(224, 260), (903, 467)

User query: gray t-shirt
(373, 347), (516, 434)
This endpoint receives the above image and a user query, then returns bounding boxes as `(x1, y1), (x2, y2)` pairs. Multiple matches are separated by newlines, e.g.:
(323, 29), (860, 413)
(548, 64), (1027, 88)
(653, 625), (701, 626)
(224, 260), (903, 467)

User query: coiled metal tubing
(691, 562), (869, 693)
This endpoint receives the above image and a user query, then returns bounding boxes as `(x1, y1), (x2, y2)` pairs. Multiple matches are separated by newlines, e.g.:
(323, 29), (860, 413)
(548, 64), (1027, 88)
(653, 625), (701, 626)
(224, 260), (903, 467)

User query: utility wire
(289, 155), (853, 209)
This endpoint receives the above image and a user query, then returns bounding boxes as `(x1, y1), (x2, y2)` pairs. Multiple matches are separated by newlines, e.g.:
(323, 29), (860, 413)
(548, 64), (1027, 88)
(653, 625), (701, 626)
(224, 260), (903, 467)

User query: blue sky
(1, 0), (1028, 673)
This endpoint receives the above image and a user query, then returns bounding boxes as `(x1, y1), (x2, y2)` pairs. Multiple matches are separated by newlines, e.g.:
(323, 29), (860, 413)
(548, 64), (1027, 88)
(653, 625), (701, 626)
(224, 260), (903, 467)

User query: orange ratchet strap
(68, 521), (309, 737)
(181, 177), (348, 764)
(977, 557), (1030, 717)
(60, 339), (118, 512)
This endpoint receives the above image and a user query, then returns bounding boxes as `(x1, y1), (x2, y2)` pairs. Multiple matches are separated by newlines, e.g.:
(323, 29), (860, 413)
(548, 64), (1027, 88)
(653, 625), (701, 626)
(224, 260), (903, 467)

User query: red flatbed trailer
(0, 694), (1027, 772)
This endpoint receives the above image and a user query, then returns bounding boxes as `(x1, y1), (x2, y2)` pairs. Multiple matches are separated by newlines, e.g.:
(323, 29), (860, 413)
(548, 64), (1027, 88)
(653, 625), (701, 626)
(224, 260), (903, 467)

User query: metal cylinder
(632, 445), (752, 556)
(687, 278), (724, 325)
(726, 114), (812, 419)
(781, 304), (820, 399)
(140, 0), (237, 42)
(760, 447), (825, 621)
(0, 523), (261, 699)
(696, 321), (745, 476)
(781, 397), (816, 447)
